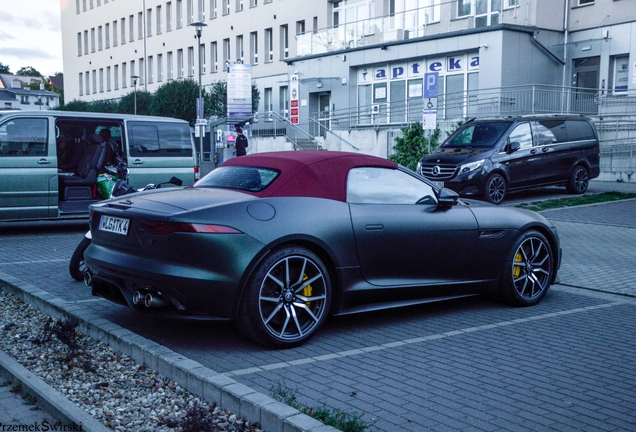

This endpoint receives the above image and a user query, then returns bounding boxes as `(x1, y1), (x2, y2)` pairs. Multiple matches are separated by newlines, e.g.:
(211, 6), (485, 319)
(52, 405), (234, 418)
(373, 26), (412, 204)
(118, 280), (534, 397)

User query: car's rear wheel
(484, 173), (507, 204)
(499, 230), (553, 306)
(236, 246), (331, 348)
(69, 237), (91, 281)
(566, 165), (589, 194)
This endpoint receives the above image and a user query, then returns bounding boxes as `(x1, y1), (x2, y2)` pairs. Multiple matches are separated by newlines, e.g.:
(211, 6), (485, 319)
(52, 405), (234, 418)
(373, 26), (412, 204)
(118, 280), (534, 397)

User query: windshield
(443, 121), (512, 149)
(194, 166), (279, 192)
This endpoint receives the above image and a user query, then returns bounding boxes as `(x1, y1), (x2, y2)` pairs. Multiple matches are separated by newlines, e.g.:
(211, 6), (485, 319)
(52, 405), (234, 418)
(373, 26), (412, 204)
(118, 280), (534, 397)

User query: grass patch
(271, 382), (372, 432)
(516, 192), (636, 212)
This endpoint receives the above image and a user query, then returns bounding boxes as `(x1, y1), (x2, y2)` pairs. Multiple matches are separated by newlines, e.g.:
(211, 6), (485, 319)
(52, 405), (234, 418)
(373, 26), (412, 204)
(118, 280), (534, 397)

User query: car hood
(93, 187), (256, 216)
(422, 147), (493, 165)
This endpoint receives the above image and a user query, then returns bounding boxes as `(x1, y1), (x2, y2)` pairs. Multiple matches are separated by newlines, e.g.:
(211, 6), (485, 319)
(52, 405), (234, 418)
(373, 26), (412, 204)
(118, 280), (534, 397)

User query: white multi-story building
(61, 1), (636, 158)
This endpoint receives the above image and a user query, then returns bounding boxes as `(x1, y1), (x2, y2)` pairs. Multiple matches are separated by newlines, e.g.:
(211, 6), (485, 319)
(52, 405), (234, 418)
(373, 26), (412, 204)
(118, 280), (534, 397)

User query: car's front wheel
(484, 173), (507, 204)
(566, 165), (589, 194)
(499, 230), (553, 306)
(236, 246), (331, 348)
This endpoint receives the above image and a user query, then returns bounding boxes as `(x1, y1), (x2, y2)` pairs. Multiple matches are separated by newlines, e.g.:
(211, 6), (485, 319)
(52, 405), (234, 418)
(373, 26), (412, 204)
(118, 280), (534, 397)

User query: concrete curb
(0, 350), (111, 432)
(0, 272), (337, 432)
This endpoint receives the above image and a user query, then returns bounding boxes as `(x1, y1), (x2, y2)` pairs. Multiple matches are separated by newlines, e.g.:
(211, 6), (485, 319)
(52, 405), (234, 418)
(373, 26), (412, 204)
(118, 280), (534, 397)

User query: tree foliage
(16, 66), (42, 77)
(0, 62), (10, 74)
(389, 122), (441, 171)
(117, 90), (153, 115)
(150, 79), (201, 125)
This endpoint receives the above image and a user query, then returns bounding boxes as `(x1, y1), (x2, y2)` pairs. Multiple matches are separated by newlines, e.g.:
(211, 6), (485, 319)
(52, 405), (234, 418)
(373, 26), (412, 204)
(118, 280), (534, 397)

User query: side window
(128, 121), (193, 157)
(347, 167), (437, 205)
(535, 120), (566, 145)
(507, 123), (533, 149)
(565, 120), (595, 141)
(0, 118), (48, 157)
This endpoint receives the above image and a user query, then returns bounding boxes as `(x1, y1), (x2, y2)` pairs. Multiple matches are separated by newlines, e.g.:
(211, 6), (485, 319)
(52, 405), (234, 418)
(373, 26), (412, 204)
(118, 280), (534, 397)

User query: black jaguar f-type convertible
(84, 150), (561, 348)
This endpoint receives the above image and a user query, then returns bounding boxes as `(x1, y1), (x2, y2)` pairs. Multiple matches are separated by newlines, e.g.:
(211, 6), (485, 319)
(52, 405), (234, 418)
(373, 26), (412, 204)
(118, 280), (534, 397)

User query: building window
(113, 20), (118, 46)
(121, 18), (126, 45)
(223, 38), (230, 64)
(92, 69), (97, 94)
(475, 0), (502, 27)
(114, 64), (119, 90)
(265, 28), (273, 62)
(77, 33), (82, 56)
(250, 0), (256, 7)
(84, 31), (89, 54)
(236, 35), (244, 63)
(138, 12), (143, 40)
(505, 0), (518, 6)
(167, 51), (173, 80)
(200, 43), (206, 73)
(105, 23), (110, 49)
(167, 2), (172, 31)
(157, 54), (163, 82)
(187, 0), (193, 25)
(76, 0), (80, 14)
(79, 72), (83, 96)
(250, 32), (258, 65)
(198, 0), (205, 20)
(458, 0), (471, 16)
(280, 25), (288, 59)
(223, 0), (230, 15)
(98, 26), (103, 50)
(279, 85), (289, 117)
(130, 60), (135, 84)
(85, 71), (90, 95)
(157, 5), (162, 34)
(211, 0), (217, 18)
(139, 58), (145, 85)
(264, 87), (272, 113)
(578, 0), (594, 5)
(122, 62), (127, 88)
(83, 0), (87, 11)
(177, 0), (183, 28)
(129, 15), (135, 43)
(177, 49), (184, 78)
(188, 46), (194, 76)
(296, 20), (305, 36)
(236, 0), (243, 11)
(91, 28), (96, 52)
(148, 56), (154, 83)
(147, 8), (153, 37)
(106, 66), (111, 91)
(211, 42), (218, 72)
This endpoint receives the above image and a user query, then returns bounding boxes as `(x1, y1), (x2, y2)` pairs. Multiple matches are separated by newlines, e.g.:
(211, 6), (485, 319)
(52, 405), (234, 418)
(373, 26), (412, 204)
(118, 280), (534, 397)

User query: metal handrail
(309, 117), (360, 150)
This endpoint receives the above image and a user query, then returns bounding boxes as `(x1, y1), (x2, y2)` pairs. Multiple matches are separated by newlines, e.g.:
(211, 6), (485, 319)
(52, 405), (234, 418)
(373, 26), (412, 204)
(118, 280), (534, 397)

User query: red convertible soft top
(221, 150), (397, 202)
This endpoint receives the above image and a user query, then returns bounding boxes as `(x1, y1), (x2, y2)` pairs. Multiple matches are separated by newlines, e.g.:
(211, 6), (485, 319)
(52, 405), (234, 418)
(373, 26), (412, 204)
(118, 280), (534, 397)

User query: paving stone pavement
(1, 180), (636, 431)
(0, 380), (55, 428)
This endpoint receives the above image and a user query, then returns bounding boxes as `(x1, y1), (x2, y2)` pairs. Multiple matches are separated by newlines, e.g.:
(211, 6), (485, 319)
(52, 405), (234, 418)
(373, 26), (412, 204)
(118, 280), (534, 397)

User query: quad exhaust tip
(133, 290), (167, 308)
(84, 271), (93, 287)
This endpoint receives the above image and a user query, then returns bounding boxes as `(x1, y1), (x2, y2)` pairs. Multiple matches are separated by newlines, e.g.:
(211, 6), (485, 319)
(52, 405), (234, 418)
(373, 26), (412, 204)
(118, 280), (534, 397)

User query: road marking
(0, 259), (69, 266)
(223, 301), (625, 377)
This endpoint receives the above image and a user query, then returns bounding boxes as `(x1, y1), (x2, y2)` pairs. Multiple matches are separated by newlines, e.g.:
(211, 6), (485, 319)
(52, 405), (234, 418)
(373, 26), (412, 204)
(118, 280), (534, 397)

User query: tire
(235, 246), (331, 348)
(484, 173), (507, 205)
(566, 165), (589, 194)
(69, 237), (91, 281)
(499, 230), (553, 306)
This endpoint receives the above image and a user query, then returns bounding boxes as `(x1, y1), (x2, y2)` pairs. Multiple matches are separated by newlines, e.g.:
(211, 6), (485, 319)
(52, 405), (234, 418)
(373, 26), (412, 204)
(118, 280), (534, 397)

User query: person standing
(235, 127), (248, 157)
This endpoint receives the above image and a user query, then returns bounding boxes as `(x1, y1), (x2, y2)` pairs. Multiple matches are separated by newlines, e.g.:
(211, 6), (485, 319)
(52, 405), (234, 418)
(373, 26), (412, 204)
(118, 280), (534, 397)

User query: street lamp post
(131, 75), (140, 115)
(190, 21), (207, 165)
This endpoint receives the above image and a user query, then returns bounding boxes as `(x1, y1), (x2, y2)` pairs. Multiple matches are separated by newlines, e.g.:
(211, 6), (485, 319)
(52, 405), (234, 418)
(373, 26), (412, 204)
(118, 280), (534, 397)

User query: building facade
(61, 0), (636, 158)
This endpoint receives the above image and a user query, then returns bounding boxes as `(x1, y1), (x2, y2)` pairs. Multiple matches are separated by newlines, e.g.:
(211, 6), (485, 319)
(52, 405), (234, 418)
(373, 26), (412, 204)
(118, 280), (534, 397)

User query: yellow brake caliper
(302, 274), (312, 306)
(513, 251), (523, 279)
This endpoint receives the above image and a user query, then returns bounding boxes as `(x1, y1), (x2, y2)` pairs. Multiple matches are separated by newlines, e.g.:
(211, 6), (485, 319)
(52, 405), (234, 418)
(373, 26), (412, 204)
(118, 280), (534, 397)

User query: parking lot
(1, 185), (636, 431)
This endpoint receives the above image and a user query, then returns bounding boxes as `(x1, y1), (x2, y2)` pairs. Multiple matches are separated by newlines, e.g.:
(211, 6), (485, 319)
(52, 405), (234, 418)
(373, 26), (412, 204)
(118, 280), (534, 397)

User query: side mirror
(437, 188), (458, 209)
(169, 176), (183, 186)
(507, 141), (520, 153)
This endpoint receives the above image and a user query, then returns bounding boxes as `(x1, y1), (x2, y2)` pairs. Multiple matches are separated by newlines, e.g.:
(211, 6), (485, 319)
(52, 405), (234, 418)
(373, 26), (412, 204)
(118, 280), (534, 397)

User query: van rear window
(128, 122), (193, 157)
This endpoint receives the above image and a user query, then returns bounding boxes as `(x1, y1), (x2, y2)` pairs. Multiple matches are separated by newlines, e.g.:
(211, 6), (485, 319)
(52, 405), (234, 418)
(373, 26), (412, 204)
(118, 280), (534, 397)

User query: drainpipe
(562, 0), (569, 89)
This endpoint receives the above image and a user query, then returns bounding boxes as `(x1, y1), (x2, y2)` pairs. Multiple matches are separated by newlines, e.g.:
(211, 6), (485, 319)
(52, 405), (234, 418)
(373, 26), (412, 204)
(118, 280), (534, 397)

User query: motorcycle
(69, 169), (183, 281)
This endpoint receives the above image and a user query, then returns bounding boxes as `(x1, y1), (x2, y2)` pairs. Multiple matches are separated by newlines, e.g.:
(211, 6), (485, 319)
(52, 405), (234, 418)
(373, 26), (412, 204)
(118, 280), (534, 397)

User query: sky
(0, 0), (65, 76)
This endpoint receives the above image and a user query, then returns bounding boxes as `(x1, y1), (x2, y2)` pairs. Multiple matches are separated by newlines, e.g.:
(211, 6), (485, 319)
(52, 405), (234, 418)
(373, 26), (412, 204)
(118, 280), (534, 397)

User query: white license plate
(99, 215), (130, 235)
(431, 181), (444, 189)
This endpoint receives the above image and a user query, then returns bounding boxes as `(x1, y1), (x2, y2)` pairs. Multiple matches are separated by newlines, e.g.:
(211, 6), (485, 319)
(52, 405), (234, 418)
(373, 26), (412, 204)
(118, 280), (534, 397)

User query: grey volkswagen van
(417, 114), (600, 204)
(0, 110), (198, 221)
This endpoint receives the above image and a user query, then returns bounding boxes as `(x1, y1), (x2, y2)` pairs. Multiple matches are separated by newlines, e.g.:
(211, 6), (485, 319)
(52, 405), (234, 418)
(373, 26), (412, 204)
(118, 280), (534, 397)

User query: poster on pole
(290, 73), (300, 124)
(227, 63), (253, 124)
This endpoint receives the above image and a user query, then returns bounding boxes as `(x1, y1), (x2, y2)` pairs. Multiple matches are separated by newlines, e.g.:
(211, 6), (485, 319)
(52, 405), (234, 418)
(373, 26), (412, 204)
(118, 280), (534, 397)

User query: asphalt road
(1, 180), (636, 431)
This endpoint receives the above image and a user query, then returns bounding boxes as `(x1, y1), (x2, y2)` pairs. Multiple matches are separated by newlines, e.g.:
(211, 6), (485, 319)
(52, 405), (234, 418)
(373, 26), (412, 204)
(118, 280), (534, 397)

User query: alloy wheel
(511, 236), (552, 300)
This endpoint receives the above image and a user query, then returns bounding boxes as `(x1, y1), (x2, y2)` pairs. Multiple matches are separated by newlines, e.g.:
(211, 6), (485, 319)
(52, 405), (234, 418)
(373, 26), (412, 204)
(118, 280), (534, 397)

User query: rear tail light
(194, 166), (200, 181)
(138, 219), (242, 235)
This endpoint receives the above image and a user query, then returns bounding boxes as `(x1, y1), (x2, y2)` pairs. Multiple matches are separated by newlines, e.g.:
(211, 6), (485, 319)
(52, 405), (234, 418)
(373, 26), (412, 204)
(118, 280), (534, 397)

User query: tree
(389, 122), (441, 172)
(0, 62), (10, 74)
(149, 79), (201, 125)
(16, 66), (42, 77)
(117, 90), (153, 115)
(57, 99), (92, 112)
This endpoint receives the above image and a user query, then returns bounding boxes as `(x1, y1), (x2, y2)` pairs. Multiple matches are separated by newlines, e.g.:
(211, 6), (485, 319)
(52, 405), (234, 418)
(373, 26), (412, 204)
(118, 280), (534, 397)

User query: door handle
(541, 147), (549, 153)
(37, 159), (52, 165)
(530, 149), (537, 154)
(365, 224), (384, 231)
(132, 159), (144, 165)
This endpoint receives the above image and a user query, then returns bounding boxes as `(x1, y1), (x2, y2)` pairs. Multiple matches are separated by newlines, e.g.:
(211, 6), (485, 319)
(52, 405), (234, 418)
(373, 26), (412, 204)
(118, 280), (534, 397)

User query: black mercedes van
(416, 115), (600, 204)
